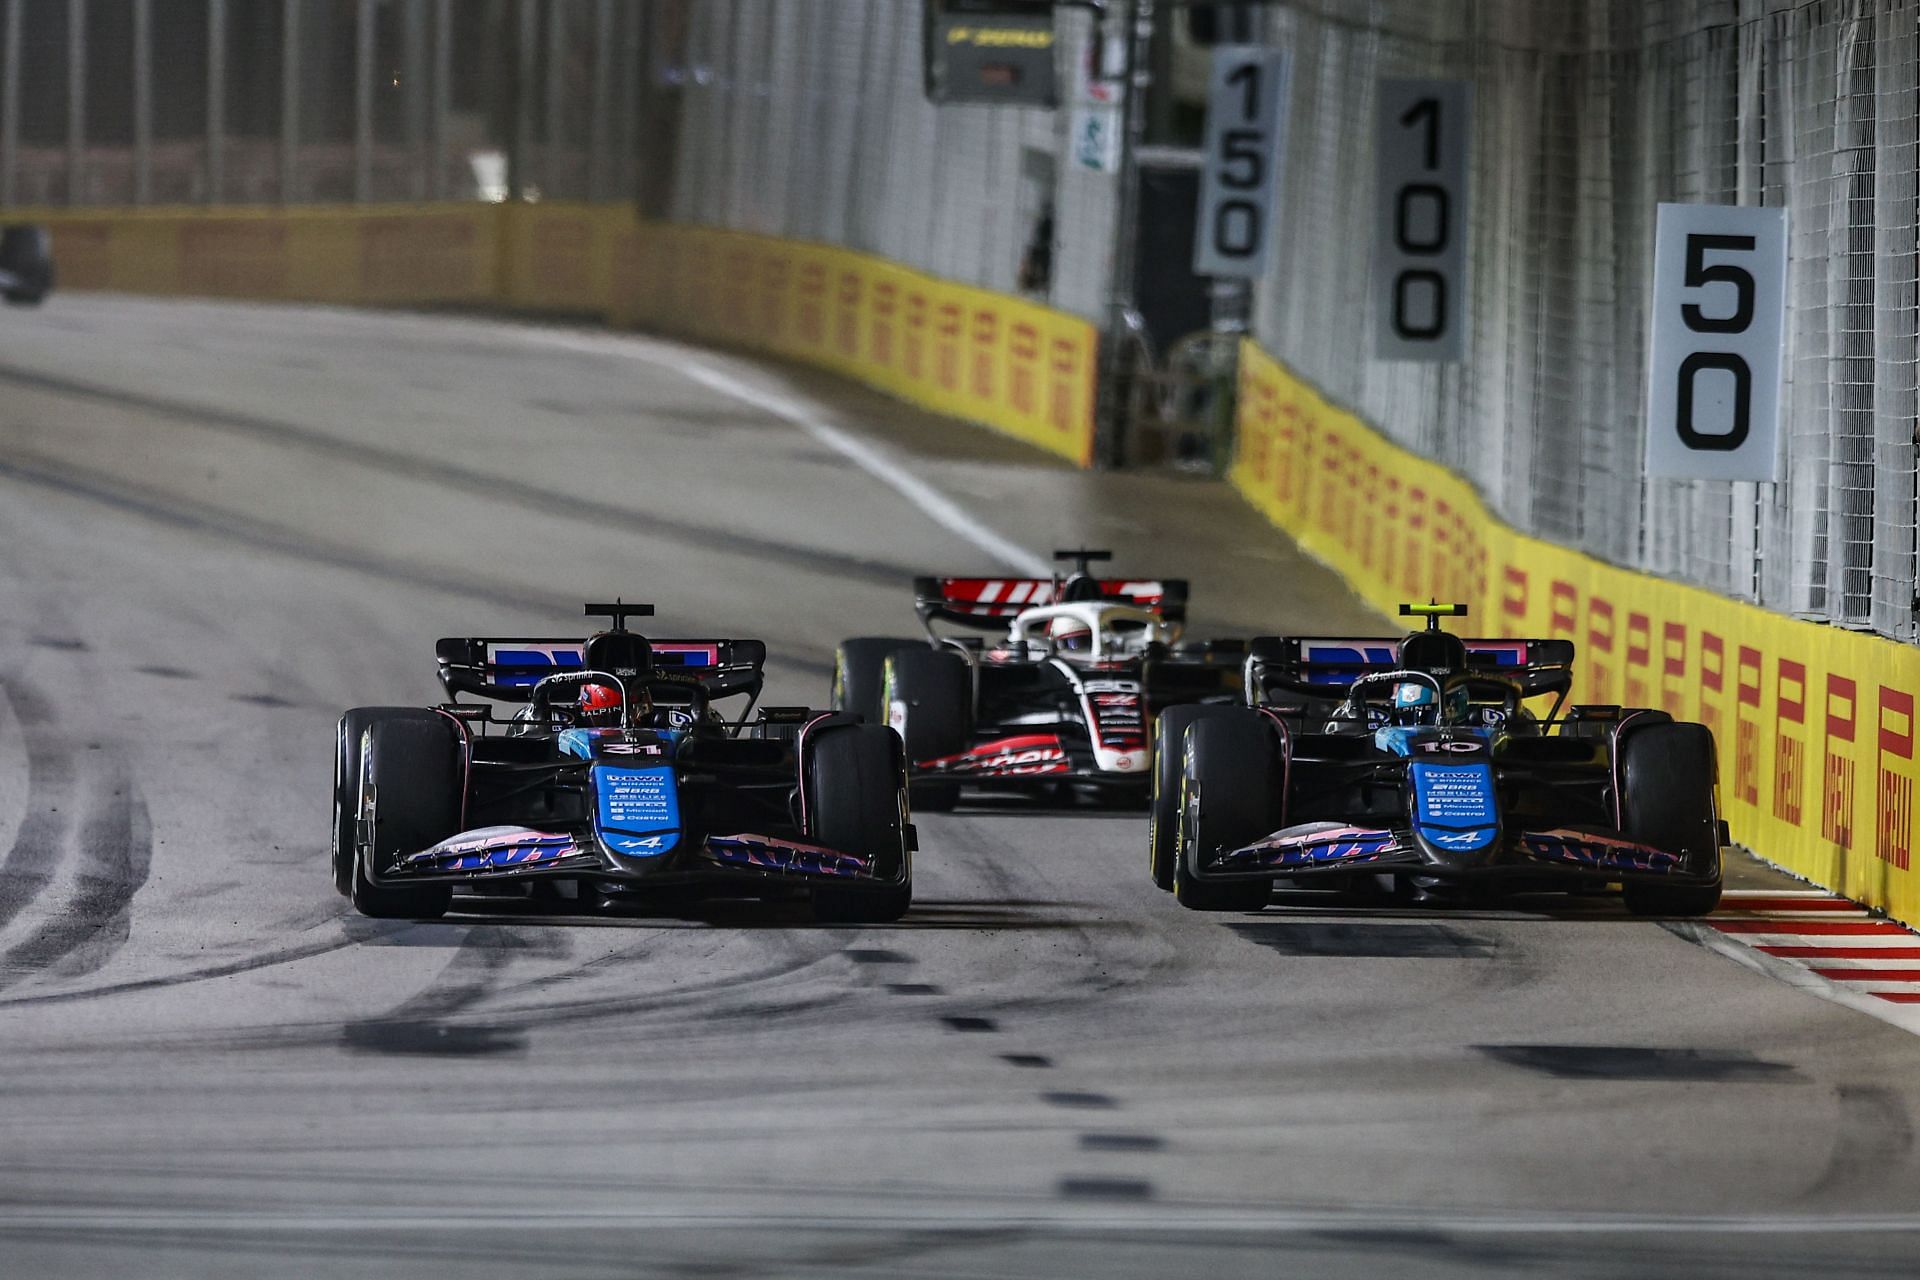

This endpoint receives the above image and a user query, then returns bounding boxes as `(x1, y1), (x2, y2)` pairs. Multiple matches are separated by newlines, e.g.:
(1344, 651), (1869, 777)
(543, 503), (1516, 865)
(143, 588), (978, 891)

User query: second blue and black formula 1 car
(332, 603), (914, 923)
(833, 551), (1245, 809)
(1152, 603), (1726, 915)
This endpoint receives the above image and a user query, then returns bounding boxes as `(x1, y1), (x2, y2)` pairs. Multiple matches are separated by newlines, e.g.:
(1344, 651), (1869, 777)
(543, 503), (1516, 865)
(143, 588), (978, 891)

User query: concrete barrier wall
(17, 202), (1099, 468)
(1236, 340), (1920, 926)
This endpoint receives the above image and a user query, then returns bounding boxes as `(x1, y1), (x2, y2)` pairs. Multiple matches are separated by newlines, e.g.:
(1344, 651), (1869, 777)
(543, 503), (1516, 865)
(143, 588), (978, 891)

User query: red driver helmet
(577, 681), (624, 726)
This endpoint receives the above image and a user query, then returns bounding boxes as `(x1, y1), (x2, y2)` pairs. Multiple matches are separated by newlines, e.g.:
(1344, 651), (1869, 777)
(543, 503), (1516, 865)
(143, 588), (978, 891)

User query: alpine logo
(1429, 828), (1494, 848)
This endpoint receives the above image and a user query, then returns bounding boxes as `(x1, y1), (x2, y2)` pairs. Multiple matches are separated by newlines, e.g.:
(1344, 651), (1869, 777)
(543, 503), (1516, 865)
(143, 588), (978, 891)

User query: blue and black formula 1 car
(0, 225), (53, 305)
(1151, 603), (1726, 915)
(332, 603), (914, 923)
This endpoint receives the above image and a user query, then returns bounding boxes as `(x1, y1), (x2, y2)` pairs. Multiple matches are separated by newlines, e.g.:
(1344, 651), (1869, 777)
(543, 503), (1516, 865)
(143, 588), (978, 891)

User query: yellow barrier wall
(16, 202), (1098, 467)
(1235, 340), (1920, 923)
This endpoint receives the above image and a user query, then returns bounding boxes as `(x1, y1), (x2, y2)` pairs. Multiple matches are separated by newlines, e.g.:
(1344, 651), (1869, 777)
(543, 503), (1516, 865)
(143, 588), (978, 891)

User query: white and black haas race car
(333, 603), (914, 923)
(1152, 602), (1726, 915)
(834, 550), (1245, 809)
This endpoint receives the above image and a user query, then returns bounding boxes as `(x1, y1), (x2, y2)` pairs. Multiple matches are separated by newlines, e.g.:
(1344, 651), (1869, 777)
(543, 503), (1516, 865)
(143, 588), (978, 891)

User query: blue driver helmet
(1392, 680), (1438, 724)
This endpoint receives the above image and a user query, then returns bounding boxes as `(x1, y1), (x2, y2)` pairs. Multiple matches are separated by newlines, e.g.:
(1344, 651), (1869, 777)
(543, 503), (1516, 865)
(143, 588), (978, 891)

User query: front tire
(1149, 704), (1242, 891)
(882, 647), (971, 813)
(350, 715), (460, 920)
(833, 637), (921, 728)
(807, 723), (913, 924)
(1175, 712), (1280, 912)
(1618, 722), (1723, 917)
(333, 707), (441, 897)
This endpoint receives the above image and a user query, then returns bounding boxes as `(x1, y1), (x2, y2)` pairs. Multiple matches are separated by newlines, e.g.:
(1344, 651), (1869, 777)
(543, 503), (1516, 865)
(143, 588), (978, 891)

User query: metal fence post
(513, 0), (536, 198)
(207, 0), (226, 202)
(66, 0), (85, 205)
(618, 0), (640, 201)
(431, 0), (450, 200)
(589, 0), (612, 201)
(402, 0), (427, 200)
(133, 0), (151, 204)
(545, 0), (566, 197)
(2, 0), (22, 207)
(355, 0), (374, 201)
(281, 0), (300, 202)
(1094, 0), (1153, 469)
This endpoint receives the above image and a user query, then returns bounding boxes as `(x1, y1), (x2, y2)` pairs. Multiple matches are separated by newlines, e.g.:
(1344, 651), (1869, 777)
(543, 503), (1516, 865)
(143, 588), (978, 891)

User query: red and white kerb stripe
(1706, 890), (1920, 1030)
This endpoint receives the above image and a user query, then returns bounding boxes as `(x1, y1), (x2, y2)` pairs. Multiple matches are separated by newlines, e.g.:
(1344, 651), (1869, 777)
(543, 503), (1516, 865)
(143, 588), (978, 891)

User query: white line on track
(5, 1207), (1920, 1235)
(514, 327), (1053, 577)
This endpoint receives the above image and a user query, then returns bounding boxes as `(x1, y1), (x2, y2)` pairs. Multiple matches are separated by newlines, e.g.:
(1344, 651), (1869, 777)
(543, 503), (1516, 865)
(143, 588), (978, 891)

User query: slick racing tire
(882, 647), (970, 813)
(1618, 721), (1723, 918)
(333, 707), (440, 897)
(1149, 704), (1243, 892)
(1175, 711), (1279, 913)
(807, 723), (913, 924)
(833, 637), (921, 729)
(350, 715), (459, 920)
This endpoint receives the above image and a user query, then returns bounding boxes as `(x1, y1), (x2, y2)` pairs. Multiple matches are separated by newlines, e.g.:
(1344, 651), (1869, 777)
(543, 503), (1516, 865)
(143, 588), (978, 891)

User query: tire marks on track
(0, 674), (156, 991)
(0, 678), (74, 939)
(0, 363), (921, 587)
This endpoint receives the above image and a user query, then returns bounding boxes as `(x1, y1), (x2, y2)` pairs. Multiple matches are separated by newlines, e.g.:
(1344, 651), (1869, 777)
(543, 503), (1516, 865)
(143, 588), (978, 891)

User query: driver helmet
(1048, 616), (1094, 654)
(1391, 680), (1439, 725)
(577, 681), (626, 727)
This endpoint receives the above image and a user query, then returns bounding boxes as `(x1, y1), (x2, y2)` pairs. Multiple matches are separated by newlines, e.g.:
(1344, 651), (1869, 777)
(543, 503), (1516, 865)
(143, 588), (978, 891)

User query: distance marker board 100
(1644, 202), (1788, 483)
(1374, 78), (1471, 362)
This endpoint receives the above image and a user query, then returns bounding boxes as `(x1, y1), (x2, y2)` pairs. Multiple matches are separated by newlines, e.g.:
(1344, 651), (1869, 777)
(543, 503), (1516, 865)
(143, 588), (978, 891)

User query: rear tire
(1149, 704), (1242, 891)
(883, 647), (971, 813)
(807, 723), (912, 924)
(1618, 722), (1723, 917)
(333, 707), (441, 897)
(350, 716), (459, 920)
(1175, 712), (1280, 912)
(833, 637), (921, 728)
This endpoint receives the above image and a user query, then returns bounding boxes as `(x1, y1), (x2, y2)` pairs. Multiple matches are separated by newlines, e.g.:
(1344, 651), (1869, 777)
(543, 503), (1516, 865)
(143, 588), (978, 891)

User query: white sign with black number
(1192, 46), (1289, 279)
(1645, 203), (1788, 482)
(1374, 79), (1470, 362)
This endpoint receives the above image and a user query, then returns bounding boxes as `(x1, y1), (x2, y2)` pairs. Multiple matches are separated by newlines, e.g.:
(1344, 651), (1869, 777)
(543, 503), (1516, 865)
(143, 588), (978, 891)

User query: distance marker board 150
(1193, 46), (1290, 279)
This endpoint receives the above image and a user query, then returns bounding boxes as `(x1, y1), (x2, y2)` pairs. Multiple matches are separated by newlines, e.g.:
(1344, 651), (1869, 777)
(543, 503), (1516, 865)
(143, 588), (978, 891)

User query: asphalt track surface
(1, 296), (1917, 1279)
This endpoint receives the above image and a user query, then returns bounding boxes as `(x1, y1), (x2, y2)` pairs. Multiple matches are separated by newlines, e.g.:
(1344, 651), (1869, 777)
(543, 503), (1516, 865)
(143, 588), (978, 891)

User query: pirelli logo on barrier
(1880, 688), (1915, 871)
(1823, 676), (1858, 849)
(1736, 645), (1762, 806)
(1697, 629), (1725, 743)
(1775, 660), (1807, 828)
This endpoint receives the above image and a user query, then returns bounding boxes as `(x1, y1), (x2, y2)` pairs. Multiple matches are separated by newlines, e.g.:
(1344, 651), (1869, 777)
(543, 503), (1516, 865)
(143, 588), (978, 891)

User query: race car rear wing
(913, 576), (1189, 629)
(1247, 635), (1575, 700)
(436, 636), (768, 702)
